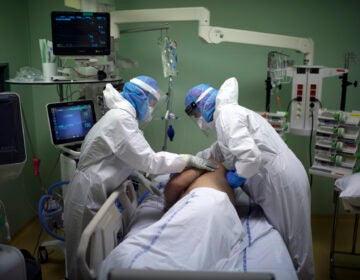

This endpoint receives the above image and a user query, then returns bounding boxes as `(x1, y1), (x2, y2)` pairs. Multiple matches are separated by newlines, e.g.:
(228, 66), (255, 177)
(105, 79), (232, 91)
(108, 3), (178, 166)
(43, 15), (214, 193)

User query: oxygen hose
(38, 181), (69, 241)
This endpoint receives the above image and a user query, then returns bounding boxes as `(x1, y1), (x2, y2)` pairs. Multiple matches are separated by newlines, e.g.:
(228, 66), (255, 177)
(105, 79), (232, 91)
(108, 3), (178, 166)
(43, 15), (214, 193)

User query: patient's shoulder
(186, 171), (236, 206)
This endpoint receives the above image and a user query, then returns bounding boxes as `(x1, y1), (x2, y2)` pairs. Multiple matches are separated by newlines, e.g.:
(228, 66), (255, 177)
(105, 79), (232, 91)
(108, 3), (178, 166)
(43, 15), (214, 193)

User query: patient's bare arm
(163, 168), (206, 212)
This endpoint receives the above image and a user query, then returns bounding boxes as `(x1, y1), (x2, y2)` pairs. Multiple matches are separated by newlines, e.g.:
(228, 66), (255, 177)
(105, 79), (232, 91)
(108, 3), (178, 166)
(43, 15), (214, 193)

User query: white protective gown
(64, 91), (187, 280)
(196, 77), (314, 280)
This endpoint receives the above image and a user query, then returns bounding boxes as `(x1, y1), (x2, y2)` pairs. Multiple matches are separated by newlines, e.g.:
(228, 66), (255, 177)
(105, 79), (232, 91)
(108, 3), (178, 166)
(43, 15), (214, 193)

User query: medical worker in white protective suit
(64, 75), (217, 280)
(184, 77), (314, 280)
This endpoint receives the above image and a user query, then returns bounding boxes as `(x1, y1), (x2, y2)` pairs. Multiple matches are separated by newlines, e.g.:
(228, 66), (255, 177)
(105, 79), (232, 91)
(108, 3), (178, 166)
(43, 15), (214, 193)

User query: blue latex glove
(226, 170), (246, 189)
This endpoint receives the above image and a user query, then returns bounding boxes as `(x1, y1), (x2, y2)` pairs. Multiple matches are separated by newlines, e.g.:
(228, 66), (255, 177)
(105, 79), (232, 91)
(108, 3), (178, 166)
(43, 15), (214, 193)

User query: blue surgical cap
(184, 84), (218, 122)
(122, 75), (160, 120)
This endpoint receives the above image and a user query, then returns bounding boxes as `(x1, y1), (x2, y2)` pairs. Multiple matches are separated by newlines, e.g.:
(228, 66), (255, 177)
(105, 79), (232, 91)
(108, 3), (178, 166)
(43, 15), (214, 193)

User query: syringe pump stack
(309, 109), (360, 178)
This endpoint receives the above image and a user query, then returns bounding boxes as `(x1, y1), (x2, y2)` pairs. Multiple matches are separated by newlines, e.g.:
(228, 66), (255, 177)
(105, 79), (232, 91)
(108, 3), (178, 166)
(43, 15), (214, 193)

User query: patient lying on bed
(163, 159), (236, 211)
(98, 160), (244, 279)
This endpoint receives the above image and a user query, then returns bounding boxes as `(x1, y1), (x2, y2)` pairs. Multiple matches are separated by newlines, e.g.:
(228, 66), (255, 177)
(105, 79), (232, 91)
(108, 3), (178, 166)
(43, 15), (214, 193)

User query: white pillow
(335, 173), (360, 213)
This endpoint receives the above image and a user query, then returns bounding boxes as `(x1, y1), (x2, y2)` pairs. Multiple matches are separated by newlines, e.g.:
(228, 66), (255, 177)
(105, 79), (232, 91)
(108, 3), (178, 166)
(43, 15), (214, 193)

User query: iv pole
(109, 6), (315, 149)
(160, 35), (178, 151)
(162, 75), (174, 151)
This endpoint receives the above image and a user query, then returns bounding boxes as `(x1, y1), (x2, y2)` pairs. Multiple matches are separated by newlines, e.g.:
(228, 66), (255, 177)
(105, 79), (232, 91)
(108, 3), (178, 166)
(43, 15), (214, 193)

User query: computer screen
(51, 11), (111, 56)
(0, 93), (26, 164)
(47, 100), (96, 147)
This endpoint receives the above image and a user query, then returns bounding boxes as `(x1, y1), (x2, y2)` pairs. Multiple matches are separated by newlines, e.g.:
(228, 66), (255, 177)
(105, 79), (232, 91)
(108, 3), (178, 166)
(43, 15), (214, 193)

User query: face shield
(142, 107), (154, 122)
(139, 94), (169, 130)
(129, 76), (167, 129)
(196, 117), (215, 131)
(128, 76), (162, 122)
(130, 77), (161, 101)
(140, 93), (158, 123)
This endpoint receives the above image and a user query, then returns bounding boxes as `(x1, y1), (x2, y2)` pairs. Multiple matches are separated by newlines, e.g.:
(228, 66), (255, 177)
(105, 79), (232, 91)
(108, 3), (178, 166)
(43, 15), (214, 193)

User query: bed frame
(77, 180), (137, 279)
(77, 180), (275, 280)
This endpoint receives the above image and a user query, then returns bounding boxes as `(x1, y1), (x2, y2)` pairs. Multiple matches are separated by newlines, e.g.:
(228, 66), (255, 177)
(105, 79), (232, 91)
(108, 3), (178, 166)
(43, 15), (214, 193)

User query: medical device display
(0, 93), (26, 183)
(309, 109), (360, 178)
(51, 11), (110, 56)
(0, 93), (26, 164)
(47, 100), (96, 147)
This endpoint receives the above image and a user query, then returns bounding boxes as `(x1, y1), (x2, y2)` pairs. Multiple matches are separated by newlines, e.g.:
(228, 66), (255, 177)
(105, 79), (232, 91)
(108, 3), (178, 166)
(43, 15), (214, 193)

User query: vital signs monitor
(47, 100), (96, 148)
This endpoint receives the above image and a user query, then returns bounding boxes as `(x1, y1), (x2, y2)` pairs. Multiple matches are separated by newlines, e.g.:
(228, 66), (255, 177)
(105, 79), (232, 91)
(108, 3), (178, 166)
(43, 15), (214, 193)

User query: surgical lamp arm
(110, 7), (314, 65)
(199, 26), (314, 64)
(110, 7), (210, 37)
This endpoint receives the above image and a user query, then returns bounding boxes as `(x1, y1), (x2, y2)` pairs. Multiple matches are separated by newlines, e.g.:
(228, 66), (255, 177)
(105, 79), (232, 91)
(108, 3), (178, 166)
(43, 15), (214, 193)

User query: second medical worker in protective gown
(64, 75), (217, 280)
(184, 77), (314, 280)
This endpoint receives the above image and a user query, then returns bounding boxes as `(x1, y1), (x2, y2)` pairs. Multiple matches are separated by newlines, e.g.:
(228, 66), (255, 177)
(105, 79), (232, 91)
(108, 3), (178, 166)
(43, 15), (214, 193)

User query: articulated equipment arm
(110, 7), (314, 64)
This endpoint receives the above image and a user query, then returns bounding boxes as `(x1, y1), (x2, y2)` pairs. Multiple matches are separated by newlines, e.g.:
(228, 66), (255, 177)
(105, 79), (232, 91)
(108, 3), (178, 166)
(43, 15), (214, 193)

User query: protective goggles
(185, 101), (198, 116)
(184, 87), (214, 117)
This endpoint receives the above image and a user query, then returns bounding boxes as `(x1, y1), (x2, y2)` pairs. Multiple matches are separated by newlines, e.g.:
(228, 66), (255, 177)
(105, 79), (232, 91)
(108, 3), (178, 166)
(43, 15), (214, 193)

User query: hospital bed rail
(109, 268), (275, 280)
(77, 180), (137, 280)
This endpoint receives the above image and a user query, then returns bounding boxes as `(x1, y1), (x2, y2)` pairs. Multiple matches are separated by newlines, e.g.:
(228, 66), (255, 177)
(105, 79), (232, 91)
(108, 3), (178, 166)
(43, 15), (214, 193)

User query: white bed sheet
(335, 172), (360, 213)
(98, 186), (297, 280)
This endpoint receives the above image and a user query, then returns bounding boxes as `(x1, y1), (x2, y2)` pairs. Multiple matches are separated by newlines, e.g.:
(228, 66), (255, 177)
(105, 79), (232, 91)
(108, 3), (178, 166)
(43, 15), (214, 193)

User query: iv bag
(160, 36), (178, 78)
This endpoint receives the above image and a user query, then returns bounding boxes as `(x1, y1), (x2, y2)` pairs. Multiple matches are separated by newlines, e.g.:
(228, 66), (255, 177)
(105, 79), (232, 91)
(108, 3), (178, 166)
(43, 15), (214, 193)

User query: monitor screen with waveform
(51, 11), (110, 56)
(47, 100), (96, 147)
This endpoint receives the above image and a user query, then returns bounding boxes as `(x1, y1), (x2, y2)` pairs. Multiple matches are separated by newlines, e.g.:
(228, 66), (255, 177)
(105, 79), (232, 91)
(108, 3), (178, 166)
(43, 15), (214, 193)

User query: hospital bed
(77, 175), (297, 280)
(330, 173), (360, 277)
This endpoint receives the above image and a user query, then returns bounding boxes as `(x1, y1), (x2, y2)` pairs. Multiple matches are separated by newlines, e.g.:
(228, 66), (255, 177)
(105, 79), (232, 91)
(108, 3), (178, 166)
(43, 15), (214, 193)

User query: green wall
(0, 0), (38, 236)
(0, 0), (73, 236)
(0, 0), (359, 236)
(115, 0), (360, 214)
